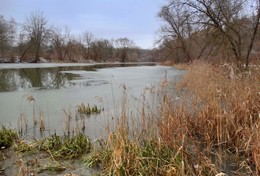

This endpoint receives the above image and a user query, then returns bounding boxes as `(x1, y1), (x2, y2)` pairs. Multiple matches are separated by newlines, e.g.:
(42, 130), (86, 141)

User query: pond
(0, 62), (184, 139)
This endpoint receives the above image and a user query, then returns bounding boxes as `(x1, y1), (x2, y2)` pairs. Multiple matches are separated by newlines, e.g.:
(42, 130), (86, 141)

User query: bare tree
(158, 0), (260, 67)
(159, 1), (232, 63)
(0, 16), (16, 57)
(51, 28), (66, 61)
(114, 38), (135, 62)
(90, 39), (113, 62)
(158, 4), (193, 62)
(22, 11), (51, 62)
(65, 39), (80, 62)
(181, 0), (260, 67)
(80, 31), (94, 60)
(63, 27), (81, 62)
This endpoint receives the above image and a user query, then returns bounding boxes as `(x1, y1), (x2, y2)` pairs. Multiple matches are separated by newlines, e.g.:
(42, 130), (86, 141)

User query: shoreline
(0, 61), (259, 175)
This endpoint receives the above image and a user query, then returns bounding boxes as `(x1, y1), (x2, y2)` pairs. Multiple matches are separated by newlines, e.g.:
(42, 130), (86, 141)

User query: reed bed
(86, 61), (260, 175)
(160, 61), (259, 175)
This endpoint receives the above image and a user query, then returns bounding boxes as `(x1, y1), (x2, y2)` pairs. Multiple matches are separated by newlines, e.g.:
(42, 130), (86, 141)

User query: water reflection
(0, 63), (155, 92)
(0, 67), (76, 91)
(0, 63), (183, 140)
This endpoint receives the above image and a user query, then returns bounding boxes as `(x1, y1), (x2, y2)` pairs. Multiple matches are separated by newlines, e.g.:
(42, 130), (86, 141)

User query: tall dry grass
(159, 61), (260, 175)
(87, 61), (260, 175)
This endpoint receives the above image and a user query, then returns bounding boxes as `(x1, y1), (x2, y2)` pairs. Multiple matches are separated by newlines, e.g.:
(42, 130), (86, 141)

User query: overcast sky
(0, 0), (165, 49)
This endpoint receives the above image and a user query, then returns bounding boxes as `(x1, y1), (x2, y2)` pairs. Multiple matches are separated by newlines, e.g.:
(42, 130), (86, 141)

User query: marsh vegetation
(0, 0), (260, 175)
(0, 61), (258, 175)
(86, 62), (260, 175)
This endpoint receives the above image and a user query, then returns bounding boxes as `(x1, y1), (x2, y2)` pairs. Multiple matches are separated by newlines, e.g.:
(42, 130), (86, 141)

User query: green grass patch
(14, 133), (91, 160)
(40, 133), (91, 159)
(0, 126), (18, 149)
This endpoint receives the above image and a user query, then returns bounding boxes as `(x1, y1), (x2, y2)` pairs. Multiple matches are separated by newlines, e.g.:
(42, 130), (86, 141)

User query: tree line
(0, 11), (151, 63)
(3, 1), (259, 66)
(156, 0), (260, 68)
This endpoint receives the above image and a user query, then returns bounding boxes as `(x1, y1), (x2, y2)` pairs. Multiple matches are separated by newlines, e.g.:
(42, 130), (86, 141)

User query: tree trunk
(245, 6), (260, 68)
(20, 43), (32, 62)
(35, 43), (41, 63)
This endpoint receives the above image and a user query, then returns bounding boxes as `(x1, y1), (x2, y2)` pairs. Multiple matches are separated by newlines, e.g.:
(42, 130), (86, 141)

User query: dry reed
(39, 111), (45, 133)
(26, 95), (37, 126)
(87, 61), (260, 175)
(64, 109), (72, 135)
(160, 61), (260, 175)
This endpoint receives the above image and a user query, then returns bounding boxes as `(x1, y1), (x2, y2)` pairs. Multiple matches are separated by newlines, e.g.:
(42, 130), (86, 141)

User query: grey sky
(0, 0), (164, 49)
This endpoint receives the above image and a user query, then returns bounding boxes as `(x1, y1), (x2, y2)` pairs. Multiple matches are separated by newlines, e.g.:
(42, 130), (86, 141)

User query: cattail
(33, 103), (37, 126)
(18, 112), (23, 134)
(27, 95), (37, 126)
(39, 111), (45, 132)
(80, 114), (85, 132)
(64, 109), (72, 135)
(75, 113), (80, 135)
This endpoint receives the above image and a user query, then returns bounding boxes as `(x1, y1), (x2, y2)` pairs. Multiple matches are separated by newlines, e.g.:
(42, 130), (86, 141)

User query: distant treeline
(2, 0), (259, 67)
(0, 12), (154, 63)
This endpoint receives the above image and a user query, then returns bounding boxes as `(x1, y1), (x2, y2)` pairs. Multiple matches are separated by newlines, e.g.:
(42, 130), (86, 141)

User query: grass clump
(85, 131), (177, 175)
(77, 103), (101, 115)
(14, 140), (38, 154)
(40, 133), (91, 159)
(0, 126), (18, 149)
